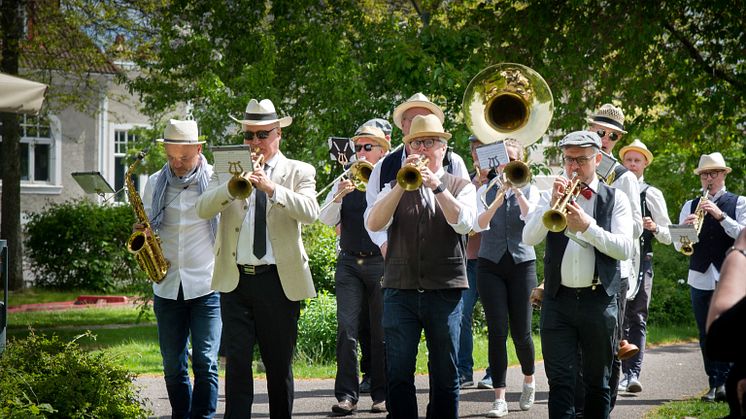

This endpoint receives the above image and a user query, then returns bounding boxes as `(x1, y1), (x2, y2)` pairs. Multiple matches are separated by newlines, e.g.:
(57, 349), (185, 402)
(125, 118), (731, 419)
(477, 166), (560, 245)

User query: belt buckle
(243, 265), (256, 275)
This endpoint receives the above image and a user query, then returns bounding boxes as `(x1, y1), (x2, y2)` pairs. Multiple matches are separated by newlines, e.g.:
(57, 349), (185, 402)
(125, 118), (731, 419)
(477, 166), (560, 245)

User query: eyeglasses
(700, 170), (724, 179)
(596, 129), (620, 142)
(563, 153), (597, 166)
(409, 138), (444, 150)
(355, 143), (381, 152)
(243, 127), (277, 141)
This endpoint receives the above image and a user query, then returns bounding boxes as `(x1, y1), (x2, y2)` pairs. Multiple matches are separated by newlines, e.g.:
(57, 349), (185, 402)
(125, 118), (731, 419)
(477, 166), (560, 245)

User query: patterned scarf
(150, 154), (217, 243)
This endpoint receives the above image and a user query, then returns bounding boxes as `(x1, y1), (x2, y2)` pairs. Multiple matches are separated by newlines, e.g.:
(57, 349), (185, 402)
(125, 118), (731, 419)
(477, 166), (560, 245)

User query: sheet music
(210, 145), (253, 183)
(597, 150), (616, 181)
(669, 224), (699, 245)
(475, 141), (509, 169)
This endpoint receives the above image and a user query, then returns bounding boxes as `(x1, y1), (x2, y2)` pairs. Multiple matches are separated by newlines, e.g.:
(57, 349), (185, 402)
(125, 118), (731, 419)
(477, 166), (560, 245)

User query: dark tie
(253, 188), (267, 259)
(580, 186), (593, 200)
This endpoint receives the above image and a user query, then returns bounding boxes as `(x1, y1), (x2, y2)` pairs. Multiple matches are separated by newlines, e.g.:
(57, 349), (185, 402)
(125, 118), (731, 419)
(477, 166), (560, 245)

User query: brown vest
(383, 173), (469, 290)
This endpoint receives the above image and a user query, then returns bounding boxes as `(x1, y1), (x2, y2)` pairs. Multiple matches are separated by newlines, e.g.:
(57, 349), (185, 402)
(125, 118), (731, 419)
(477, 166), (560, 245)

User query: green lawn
(7, 288), (105, 307)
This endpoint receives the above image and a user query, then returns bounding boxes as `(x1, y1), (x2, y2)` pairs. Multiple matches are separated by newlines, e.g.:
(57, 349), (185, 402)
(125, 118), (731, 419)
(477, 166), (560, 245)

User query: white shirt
(676, 186), (746, 290)
(523, 177), (634, 288)
(472, 183), (540, 233)
(143, 167), (216, 300)
(364, 146), (470, 247)
(318, 182), (344, 226)
(236, 154), (278, 266)
(368, 167), (476, 236)
(638, 176), (672, 247)
(611, 167), (643, 280)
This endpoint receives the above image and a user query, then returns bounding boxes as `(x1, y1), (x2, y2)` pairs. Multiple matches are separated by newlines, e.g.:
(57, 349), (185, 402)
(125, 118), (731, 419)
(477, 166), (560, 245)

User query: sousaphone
(462, 63), (554, 146)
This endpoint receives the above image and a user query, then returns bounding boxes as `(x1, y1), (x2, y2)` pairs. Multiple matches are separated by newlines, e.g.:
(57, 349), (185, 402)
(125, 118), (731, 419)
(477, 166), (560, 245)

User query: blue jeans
(690, 286), (731, 388)
(383, 288), (462, 419)
(457, 259), (479, 381)
(153, 289), (222, 419)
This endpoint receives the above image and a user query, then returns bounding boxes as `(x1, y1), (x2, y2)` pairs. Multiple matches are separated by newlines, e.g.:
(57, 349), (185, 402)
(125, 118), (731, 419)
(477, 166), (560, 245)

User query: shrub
(25, 199), (147, 291)
(0, 331), (149, 418)
(647, 243), (694, 326)
(296, 290), (337, 364)
(302, 221), (338, 294)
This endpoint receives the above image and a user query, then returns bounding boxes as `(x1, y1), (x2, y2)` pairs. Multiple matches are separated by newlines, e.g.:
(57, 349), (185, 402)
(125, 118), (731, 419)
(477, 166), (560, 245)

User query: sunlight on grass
(7, 288), (100, 307)
(8, 306), (155, 329)
(645, 398), (729, 418)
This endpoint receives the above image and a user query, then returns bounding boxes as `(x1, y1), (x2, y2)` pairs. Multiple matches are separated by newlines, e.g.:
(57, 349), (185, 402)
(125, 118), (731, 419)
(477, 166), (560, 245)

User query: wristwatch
(716, 211), (726, 222)
(726, 246), (746, 259)
(433, 183), (446, 195)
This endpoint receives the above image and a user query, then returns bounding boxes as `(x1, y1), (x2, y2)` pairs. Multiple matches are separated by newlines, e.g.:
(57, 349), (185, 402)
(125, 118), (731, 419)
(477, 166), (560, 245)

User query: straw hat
(619, 139), (654, 164)
(156, 119), (204, 144)
(392, 92), (445, 129)
(587, 103), (627, 134)
(352, 125), (390, 151)
(694, 152), (732, 175)
(402, 114), (452, 143)
(229, 98), (292, 127)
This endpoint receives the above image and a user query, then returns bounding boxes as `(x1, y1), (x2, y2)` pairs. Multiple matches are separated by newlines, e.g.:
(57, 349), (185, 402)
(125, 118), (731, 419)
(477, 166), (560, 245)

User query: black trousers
(221, 266), (300, 419)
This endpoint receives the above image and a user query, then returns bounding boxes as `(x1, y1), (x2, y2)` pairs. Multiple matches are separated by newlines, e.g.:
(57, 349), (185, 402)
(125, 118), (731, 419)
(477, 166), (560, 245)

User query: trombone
(541, 172), (583, 232)
(317, 159), (374, 211)
(228, 148), (265, 199)
(396, 156), (429, 191)
(479, 160), (531, 209)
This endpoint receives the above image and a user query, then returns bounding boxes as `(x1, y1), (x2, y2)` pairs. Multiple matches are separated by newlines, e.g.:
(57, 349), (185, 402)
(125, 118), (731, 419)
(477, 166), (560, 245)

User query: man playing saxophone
(676, 152), (746, 402)
(135, 119), (222, 418)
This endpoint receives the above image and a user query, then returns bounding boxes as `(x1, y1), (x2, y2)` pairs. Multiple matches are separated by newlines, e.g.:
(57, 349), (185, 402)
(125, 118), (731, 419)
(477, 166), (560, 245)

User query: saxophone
(125, 150), (170, 283)
(680, 185), (710, 256)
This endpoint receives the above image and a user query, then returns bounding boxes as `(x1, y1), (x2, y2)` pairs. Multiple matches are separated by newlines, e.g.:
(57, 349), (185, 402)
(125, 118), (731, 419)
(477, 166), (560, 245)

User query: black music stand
(71, 171), (117, 200)
(1, 239), (7, 354)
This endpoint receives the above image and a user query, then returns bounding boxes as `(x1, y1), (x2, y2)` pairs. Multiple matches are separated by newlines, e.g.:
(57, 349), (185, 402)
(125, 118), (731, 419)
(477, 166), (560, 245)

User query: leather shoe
(715, 384), (727, 402)
(701, 387), (717, 402)
(359, 375), (371, 393)
(371, 400), (387, 413)
(332, 399), (357, 415)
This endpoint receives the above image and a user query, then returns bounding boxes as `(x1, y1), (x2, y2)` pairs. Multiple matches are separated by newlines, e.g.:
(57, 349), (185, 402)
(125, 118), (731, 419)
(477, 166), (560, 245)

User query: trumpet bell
(397, 167), (422, 191)
(504, 160), (531, 188)
(463, 63), (554, 147)
(229, 175), (253, 200)
(542, 209), (567, 233)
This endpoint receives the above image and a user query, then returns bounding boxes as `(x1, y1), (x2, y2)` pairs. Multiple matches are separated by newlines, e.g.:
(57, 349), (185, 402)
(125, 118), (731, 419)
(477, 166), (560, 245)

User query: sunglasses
(354, 143), (381, 152)
(243, 127), (277, 141)
(596, 129), (620, 142)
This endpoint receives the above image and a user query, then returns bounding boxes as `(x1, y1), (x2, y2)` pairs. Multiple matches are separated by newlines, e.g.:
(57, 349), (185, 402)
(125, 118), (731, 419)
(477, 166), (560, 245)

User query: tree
(1, 0), (27, 290)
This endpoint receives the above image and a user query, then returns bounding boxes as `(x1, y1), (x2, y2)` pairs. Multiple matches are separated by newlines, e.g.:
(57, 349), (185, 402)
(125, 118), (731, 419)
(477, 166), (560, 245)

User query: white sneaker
(486, 398), (508, 418)
(618, 373), (629, 392)
(519, 383), (535, 411)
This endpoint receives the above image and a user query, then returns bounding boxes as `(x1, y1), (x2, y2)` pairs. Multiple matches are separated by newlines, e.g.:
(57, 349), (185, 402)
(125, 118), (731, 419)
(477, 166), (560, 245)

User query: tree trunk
(1, 0), (27, 290)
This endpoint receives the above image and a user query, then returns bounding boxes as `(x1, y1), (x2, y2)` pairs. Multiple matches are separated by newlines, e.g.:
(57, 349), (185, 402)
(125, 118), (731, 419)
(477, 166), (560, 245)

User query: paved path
(136, 342), (706, 418)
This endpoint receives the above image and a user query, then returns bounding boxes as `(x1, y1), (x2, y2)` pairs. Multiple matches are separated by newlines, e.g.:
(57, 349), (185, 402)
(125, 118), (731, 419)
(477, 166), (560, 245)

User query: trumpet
(397, 156), (429, 191)
(479, 160), (531, 209)
(680, 185), (710, 256)
(228, 148), (264, 199)
(318, 159), (374, 211)
(542, 172), (583, 232)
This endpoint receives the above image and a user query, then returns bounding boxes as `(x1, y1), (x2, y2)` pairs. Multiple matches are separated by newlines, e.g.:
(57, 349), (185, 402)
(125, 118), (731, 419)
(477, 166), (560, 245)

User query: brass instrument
(126, 150), (169, 283)
(680, 185), (710, 256)
(462, 63), (554, 146)
(542, 172), (583, 232)
(396, 156), (430, 191)
(479, 160), (531, 209)
(228, 148), (264, 199)
(318, 159), (374, 212)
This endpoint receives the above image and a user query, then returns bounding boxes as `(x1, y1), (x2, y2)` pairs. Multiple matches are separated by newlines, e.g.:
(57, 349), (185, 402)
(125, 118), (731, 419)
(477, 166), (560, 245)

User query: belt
(237, 264), (276, 275)
(341, 250), (381, 258)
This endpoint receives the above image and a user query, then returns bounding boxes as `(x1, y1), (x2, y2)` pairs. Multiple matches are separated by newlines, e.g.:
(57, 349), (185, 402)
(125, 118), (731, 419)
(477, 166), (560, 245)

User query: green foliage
(24, 199), (147, 291)
(647, 243), (695, 326)
(647, 398), (729, 418)
(303, 221), (338, 295)
(0, 331), (150, 418)
(296, 291), (338, 364)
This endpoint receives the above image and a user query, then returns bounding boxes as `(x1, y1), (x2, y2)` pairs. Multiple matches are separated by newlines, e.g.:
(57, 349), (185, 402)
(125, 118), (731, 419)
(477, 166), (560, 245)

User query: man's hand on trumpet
(334, 179), (355, 203)
(565, 200), (592, 234)
(550, 176), (570, 208)
(248, 166), (276, 197)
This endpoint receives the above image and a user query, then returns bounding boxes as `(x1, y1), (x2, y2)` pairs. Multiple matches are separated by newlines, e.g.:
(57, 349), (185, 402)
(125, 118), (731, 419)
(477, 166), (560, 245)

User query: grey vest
(478, 188), (536, 264)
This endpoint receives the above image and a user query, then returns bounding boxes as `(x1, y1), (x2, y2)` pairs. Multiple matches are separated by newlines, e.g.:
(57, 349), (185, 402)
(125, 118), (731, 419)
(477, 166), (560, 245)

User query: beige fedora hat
(352, 125), (390, 151)
(619, 139), (654, 164)
(694, 152), (732, 175)
(156, 119), (204, 144)
(587, 103), (628, 134)
(402, 114), (452, 143)
(229, 98), (292, 127)
(392, 92), (445, 130)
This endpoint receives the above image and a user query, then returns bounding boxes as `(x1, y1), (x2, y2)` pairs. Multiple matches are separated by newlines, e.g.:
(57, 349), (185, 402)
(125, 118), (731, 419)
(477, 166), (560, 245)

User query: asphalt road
(136, 342), (707, 418)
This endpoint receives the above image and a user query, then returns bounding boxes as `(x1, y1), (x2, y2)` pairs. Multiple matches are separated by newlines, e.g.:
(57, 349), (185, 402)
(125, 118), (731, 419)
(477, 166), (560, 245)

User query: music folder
(71, 171), (116, 196)
(210, 145), (252, 183)
(669, 224), (699, 245)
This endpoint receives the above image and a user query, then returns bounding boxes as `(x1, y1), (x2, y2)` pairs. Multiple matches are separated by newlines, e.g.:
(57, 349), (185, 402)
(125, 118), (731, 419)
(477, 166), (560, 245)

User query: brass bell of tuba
(462, 63), (554, 147)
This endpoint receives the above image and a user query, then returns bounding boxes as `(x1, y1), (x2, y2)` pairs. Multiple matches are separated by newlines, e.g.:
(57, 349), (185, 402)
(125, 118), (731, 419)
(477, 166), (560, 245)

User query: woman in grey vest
(472, 139), (540, 418)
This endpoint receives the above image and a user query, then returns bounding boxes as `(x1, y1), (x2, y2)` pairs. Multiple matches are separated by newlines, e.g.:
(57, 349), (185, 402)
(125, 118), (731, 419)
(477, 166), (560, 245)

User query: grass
(8, 306), (155, 328)
(645, 398), (729, 418)
(6, 288), (102, 307)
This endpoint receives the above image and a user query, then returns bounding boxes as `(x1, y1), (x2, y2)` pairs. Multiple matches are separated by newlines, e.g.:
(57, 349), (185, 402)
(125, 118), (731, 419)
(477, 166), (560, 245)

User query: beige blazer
(196, 152), (319, 301)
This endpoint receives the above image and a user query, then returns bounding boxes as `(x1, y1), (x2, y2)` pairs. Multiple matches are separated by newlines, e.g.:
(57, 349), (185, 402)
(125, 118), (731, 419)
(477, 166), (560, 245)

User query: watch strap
(433, 183), (445, 195)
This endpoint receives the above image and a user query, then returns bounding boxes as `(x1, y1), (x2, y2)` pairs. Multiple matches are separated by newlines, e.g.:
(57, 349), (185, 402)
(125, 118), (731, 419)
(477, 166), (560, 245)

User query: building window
(0, 114), (58, 189)
(114, 129), (138, 201)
